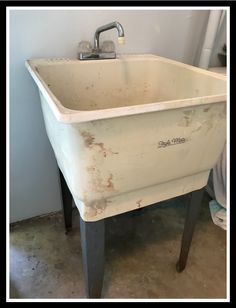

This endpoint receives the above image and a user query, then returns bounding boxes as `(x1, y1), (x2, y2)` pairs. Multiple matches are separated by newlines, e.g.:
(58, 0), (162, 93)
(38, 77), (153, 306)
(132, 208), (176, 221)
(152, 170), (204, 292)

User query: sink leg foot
(59, 169), (73, 233)
(80, 217), (105, 298)
(176, 187), (205, 272)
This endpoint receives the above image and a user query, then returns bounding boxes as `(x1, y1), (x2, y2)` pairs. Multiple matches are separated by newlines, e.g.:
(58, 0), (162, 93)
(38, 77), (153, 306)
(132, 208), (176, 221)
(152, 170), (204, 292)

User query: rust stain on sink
(84, 198), (113, 218)
(94, 142), (108, 157)
(86, 166), (117, 193)
(81, 130), (119, 157)
(81, 131), (95, 148)
(94, 142), (119, 158)
(106, 174), (114, 190)
(92, 173), (116, 192)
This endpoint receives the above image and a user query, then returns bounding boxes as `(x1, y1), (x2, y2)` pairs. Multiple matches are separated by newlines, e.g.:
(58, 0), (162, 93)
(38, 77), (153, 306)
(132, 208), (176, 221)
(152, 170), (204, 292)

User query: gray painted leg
(59, 169), (73, 233)
(80, 217), (105, 298)
(176, 188), (205, 272)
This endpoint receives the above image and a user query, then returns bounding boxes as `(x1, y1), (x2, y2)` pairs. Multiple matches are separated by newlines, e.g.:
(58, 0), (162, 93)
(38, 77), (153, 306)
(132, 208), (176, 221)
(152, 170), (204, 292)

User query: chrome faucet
(94, 21), (125, 51)
(79, 21), (125, 60)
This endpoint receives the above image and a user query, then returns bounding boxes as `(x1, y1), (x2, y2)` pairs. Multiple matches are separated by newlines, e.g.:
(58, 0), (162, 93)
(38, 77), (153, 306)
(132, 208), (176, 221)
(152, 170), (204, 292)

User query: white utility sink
(26, 55), (226, 222)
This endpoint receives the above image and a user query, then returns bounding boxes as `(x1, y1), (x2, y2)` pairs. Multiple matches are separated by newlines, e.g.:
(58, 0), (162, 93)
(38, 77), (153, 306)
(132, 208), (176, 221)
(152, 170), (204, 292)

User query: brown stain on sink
(80, 130), (119, 157)
(184, 116), (192, 126)
(94, 142), (119, 157)
(189, 106), (225, 134)
(81, 131), (95, 148)
(192, 124), (202, 133)
(183, 110), (193, 116)
(178, 116), (192, 127)
(218, 105), (226, 119)
(106, 174), (114, 190)
(178, 110), (196, 127)
(86, 166), (117, 193)
(203, 113), (216, 133)
(136, 199), (142, 208)
(91, 172), (116, 192)
(94, 142), (108, 158)
(87, 166), (96, 172)
(84, 198), (113, 218)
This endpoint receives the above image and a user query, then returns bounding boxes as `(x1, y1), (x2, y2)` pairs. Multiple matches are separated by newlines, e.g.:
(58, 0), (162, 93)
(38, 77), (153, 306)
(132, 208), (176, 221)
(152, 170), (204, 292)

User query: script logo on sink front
(158, 137), (187, 148)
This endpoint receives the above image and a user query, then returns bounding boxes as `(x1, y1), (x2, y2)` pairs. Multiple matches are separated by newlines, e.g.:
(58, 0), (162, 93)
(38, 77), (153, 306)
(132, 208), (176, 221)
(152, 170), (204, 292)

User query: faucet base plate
(79, 52), (116, 60)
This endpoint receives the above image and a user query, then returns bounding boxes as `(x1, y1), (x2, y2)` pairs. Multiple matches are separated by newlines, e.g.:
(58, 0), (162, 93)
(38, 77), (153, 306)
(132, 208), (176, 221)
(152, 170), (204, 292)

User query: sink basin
(26, 55), (226, 222)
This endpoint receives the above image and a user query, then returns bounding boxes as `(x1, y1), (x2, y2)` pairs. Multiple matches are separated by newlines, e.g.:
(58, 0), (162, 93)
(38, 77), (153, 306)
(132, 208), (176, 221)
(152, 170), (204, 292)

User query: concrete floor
(10, 193), (226, 299)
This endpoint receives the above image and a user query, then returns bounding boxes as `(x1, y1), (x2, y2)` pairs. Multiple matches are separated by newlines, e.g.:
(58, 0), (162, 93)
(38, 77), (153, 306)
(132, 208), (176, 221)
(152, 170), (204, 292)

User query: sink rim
(25, 54), (226, 124)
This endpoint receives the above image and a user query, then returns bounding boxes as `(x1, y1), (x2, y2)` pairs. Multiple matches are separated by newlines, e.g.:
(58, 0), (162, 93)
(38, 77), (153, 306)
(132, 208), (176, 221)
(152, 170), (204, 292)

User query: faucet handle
(78, 40), (92, 53)
(101, 40), (115, 53)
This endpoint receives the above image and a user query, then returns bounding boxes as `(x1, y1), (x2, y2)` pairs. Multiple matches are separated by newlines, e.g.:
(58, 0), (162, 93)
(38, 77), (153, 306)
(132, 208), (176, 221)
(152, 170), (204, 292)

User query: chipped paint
(204, 107), (210, 112)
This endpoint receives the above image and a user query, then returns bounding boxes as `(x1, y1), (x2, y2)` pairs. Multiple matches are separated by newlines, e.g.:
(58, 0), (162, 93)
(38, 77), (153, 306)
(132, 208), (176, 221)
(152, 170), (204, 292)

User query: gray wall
(9, 9), (209, 222)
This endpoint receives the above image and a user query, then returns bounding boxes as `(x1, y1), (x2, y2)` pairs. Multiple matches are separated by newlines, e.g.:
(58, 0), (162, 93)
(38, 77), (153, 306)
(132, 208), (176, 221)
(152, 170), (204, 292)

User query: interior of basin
(36, 58), (226, 111)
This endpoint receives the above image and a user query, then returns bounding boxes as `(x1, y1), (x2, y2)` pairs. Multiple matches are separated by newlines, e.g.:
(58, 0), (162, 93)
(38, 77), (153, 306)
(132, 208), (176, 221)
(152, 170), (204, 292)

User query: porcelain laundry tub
(25, 55), (226, 222)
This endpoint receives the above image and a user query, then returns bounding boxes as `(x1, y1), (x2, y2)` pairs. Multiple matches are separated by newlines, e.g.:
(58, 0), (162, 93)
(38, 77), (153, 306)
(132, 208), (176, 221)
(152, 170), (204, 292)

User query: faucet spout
(78, 21), (125, 60)
(94, 21), (125, 51)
